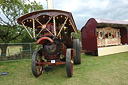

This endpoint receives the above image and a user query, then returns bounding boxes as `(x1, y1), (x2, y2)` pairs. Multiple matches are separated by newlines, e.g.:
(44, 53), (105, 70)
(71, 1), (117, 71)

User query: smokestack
(46, 0), (54, 9)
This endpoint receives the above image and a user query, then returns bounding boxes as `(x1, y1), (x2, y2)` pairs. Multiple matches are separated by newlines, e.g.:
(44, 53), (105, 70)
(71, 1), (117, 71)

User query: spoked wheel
(31, 50), (44, 77)
(66, 49), (73, 77)
(73, 39), (81, 64)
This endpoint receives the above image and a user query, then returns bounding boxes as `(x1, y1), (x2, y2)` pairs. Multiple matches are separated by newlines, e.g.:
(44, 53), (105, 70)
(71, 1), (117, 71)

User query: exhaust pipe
(46, 0), (54, 9)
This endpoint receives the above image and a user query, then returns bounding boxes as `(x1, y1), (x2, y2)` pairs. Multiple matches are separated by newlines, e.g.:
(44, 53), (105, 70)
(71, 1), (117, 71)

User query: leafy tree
(0, 0), (43, 56)
(76, 30), (81, 41)
(72, 30), (81, 41)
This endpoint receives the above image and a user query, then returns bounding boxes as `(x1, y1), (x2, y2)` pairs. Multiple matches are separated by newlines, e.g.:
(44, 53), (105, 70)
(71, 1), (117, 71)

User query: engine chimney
(46, 0), (54, 9)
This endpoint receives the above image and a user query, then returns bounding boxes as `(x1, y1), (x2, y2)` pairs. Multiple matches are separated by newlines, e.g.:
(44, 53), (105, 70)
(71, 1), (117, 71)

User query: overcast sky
(1, 0), (128, 30)
(33, 0), (128, 30)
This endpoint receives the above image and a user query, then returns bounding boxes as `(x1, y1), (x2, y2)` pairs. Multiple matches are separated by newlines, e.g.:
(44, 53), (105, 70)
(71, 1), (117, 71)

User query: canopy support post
(22, 23), (33, 39)
(69, 20), (77, 34)
(53, 17), (56, 36)
(33, 19), (36, 38)
(57, 17), (68, 37)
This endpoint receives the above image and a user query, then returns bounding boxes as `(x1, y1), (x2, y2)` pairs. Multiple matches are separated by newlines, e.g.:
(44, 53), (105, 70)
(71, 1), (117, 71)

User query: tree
(0, 0), (43, 56)
(72, 30), (81, 41)
(76, 30), (81, 41)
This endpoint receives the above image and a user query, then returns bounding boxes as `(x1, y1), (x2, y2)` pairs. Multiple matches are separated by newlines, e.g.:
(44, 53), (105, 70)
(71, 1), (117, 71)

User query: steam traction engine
(17, 10), (81, 77)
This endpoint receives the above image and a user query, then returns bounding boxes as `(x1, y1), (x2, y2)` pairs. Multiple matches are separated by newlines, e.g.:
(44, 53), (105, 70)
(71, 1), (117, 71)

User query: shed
(81, 18), (128, 56)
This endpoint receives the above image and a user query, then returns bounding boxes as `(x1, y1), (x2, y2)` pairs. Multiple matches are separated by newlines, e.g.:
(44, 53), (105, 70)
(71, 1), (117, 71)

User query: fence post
(8, 48), (9, 56)
(20, 48), (22, 59)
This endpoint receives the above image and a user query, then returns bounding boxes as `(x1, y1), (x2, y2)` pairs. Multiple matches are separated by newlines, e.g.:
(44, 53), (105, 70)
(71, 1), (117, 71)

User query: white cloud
(83, 0), (109, 9)
(125, 19), (128, 21)
(24, 0), (128, 29)
(1, 0), (128, 29)
(59, 0), (81, 11)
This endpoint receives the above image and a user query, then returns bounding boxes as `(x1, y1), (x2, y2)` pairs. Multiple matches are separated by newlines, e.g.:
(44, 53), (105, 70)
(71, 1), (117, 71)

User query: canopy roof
(17, 9), (77, 33)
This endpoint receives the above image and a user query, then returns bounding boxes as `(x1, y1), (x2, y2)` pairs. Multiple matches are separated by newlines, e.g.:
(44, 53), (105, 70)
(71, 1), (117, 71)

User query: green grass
(0, 52), (128, 85)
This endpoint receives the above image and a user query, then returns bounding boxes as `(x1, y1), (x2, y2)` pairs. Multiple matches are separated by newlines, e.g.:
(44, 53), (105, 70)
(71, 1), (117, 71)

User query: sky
(1, 0), (128, 30)
(32, 0), (128, 30)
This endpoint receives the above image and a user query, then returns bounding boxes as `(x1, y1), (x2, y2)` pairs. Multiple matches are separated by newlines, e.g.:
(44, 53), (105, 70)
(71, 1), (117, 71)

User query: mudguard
(37, 37), (53, 45)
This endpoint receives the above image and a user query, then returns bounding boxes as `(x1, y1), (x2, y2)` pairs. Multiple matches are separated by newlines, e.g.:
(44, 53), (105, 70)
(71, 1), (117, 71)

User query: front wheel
(31, 50), (44, 77)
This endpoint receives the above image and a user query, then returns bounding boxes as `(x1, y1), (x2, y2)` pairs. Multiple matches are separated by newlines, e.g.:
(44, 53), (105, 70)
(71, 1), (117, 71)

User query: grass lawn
(0, 52), (128, 85)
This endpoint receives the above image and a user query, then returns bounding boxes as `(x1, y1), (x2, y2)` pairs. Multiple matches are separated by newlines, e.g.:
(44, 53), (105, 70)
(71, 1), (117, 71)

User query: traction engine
(17, 10), (81, 77)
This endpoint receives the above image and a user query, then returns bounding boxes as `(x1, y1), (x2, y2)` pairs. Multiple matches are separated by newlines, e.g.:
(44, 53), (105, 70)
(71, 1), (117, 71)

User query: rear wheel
(31, 50), (44, 77)
(66, 49), (73, 77)
(73, 39), (81, 64)
(73, 39), (77, 64)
